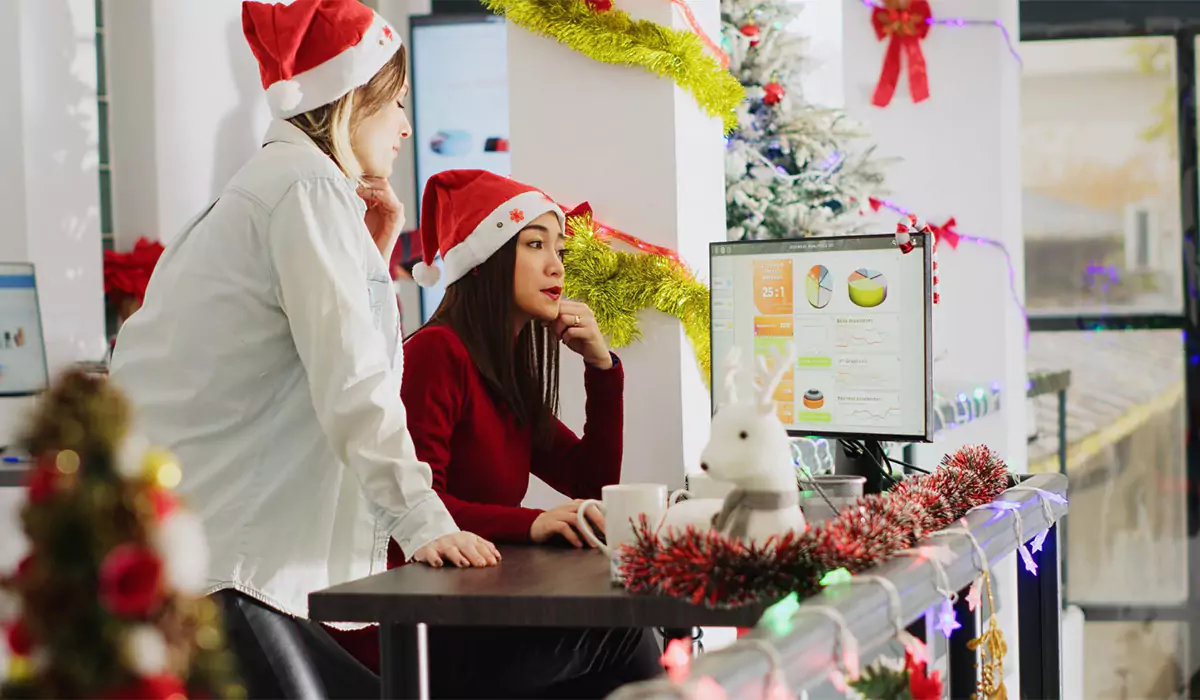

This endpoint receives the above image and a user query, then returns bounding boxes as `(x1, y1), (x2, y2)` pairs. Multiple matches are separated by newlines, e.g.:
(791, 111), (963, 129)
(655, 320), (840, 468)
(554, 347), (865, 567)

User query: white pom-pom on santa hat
(153, 510), (209, 595)
(411, 261), (441, 288)
(124, 624), (170, 677)
(115, 432), (151, 480)
(267, 79), (303, 114)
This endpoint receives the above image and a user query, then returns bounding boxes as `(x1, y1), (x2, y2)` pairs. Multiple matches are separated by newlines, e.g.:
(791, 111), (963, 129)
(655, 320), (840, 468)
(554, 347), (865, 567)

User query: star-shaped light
(915, 545), (955, 565)
(660, 638), (691, 682)
(759, 592), (801, 636)
(965, 578), (983, 612)
(819, 568), (852, 587)
(694, 676), (728, 700)
(1019, 544), (1038, 576)
(935, 599), (961, 638)
(1031, 529), (1049, 553)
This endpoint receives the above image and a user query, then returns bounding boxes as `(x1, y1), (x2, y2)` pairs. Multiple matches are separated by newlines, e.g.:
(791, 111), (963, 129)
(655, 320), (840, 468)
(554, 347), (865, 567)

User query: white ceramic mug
(577, 483), (668, 582)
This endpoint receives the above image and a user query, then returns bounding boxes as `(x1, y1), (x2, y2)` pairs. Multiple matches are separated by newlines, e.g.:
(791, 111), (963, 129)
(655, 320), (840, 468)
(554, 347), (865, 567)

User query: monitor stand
(833, 439), (888, 495)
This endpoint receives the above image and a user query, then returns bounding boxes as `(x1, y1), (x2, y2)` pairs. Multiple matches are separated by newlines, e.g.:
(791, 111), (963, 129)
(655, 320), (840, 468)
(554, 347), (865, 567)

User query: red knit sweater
(331, 324), (625, 671)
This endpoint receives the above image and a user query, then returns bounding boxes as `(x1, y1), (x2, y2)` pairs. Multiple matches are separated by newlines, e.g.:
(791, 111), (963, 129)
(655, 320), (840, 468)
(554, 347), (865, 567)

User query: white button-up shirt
(110, 120), (458, 620)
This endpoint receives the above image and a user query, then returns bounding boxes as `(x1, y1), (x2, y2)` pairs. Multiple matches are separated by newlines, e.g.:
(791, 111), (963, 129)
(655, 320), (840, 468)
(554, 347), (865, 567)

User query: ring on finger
(573, 314), (581, 327)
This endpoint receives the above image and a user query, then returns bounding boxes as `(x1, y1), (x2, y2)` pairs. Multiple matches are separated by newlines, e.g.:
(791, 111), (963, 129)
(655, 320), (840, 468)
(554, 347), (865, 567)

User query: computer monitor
(0, 263), (49, 397)
(410, 14), (509, 322)
(710, 234), (934, 442)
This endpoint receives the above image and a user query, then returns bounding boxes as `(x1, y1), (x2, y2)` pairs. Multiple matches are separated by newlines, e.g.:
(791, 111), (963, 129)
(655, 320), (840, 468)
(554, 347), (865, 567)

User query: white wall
(0, 0), (107, 569)
(106, 0), (270, 249)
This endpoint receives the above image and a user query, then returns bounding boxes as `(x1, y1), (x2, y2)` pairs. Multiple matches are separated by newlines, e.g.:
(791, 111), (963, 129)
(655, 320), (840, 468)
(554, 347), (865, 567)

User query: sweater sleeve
(531, 354), (625, 500)
(401, 328), (543, 543)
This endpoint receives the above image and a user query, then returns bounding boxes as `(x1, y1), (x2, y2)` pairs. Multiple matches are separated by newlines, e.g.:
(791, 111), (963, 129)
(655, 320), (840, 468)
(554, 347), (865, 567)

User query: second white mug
(576, 483), (668, 583)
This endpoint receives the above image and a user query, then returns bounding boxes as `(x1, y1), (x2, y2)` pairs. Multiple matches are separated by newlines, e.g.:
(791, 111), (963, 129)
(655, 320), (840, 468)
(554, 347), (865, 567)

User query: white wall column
(508, 1), (726, 491)
(105, 0), (269, 249)
(0, 0), (106, 380)
(0, 0), (107, 567)
(842, 0), (1025, 686)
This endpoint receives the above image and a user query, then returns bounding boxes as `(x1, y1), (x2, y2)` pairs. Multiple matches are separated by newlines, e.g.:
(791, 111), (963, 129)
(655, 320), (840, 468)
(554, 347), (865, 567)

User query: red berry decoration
(98, 545), (164, 617)
(584, 0), (613, 11)
(739, 24), (760, 47)
(762, 82), (785, 106)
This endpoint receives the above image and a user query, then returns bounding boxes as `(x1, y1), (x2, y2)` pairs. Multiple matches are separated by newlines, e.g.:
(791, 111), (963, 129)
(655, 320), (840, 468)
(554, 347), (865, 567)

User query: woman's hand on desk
(531, 499), (605, 548)
(413, 532), (501, 568)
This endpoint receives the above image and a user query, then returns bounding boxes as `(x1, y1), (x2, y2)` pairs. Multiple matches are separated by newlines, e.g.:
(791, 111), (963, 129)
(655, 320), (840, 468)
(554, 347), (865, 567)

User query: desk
(309, 545), (765, 699)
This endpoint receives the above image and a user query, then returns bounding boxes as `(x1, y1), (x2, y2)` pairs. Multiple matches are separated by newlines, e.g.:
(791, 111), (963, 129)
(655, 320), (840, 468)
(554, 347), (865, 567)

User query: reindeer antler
(756, 342), (797, 414)
(722, 347), (742, 405)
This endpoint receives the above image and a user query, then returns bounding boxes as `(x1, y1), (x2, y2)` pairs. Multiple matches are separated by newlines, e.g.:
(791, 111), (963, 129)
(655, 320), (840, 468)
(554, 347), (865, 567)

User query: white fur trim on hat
(267, 79), (303, 114)
(270, 13), (401, 119)
(412, 261), (441, 287)
(439, 190), (565, 288)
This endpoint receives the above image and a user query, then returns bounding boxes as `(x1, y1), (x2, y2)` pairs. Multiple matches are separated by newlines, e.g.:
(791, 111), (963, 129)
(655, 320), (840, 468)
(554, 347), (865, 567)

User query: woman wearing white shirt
(110, 0), (498, 695)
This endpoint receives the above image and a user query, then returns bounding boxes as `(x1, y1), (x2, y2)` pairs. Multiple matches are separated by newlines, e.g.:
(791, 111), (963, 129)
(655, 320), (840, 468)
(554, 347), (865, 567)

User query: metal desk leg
(948, 586), (979, 700)
(380, 623), (422, 700)
(1018, 523), (1064, 700)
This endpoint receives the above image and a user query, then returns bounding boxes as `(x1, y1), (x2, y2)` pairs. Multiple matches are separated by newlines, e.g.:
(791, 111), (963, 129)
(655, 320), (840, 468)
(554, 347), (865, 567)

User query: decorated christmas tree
(722, 0), (888, 240)
(0, 370), (242, 699)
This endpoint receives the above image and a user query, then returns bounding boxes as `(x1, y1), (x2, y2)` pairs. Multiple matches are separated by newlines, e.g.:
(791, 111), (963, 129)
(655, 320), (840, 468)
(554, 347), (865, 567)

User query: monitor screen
(410, 15), (509, 322)
(0, 263), (49, 397)
(710, 234), (933, 442)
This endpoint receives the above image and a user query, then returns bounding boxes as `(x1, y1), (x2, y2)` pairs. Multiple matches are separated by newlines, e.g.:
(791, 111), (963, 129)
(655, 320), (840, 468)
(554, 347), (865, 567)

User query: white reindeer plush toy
(698, 345), (807, 544)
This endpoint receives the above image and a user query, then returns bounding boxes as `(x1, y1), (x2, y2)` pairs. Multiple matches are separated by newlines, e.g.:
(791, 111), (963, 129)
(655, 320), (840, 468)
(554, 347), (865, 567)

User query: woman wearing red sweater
(335, 170), (662, 698)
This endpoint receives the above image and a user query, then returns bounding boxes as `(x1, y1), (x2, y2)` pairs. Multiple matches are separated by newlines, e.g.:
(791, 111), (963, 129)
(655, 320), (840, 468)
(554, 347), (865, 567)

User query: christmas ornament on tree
(722, 0), (887, 240)
(738, 23), (760, 47)
(0, 370), (242, 699)
(762, 82), (785, 106)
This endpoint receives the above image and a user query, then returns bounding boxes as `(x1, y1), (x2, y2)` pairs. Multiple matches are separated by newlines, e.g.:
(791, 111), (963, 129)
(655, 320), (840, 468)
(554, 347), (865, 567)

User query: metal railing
(611, 472), (1068, 700)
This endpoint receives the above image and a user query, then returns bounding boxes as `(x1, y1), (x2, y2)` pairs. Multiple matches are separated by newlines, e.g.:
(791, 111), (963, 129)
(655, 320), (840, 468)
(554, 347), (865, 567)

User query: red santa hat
(413, 170), (565, 288)
(242, 0), (401, 120)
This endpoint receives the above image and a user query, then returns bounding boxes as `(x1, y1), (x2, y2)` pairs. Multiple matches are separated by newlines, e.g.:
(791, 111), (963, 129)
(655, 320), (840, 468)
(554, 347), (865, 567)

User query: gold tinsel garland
(969, 569), (1008, 700)
(563, 210), (712, 386)
(482, 0), (744, 133)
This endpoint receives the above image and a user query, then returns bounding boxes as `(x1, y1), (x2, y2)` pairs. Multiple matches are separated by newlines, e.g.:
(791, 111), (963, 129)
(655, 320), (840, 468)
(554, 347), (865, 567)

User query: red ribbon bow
(930, 217), (961, 249)
(564, 202), (686, 268)
(870, 0), (932, 107)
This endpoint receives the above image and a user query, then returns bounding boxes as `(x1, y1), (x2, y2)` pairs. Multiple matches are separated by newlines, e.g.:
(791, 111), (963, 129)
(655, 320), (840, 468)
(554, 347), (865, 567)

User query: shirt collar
(261, 119), (361, 192)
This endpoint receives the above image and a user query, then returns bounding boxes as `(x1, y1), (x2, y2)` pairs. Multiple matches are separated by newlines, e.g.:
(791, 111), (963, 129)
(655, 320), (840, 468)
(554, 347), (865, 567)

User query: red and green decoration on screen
(0, 370), (242, 699)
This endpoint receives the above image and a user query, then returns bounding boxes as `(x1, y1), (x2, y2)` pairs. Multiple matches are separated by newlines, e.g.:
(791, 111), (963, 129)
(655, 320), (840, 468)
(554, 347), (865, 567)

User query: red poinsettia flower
(103, 238), (165, 306)
(98, 545), (163, 617)
(906, 650), (943, 700)
(104, 674), (187, 700)
(5, 618), (34, 656)
(24, 463), (59, 504)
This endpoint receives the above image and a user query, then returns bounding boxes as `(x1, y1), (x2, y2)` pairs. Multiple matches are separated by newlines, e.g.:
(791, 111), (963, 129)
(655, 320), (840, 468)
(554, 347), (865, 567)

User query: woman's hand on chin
(357, 176), (404, 262)
(412, 531), (501, 568)
(553, 301), (612, 370)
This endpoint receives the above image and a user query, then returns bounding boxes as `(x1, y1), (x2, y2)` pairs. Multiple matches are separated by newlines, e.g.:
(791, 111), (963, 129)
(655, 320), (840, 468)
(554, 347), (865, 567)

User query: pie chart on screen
(805, 265), (832, 309)
(848, 268), (887, 308)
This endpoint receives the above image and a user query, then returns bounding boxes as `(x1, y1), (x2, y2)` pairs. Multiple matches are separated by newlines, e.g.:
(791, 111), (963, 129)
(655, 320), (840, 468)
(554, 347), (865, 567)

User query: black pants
(215, 590), (663, 699)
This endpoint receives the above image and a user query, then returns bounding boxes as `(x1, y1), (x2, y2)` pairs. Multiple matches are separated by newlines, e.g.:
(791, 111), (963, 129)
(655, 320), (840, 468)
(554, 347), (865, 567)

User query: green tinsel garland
(563, 211), (711, 387)
(483, 0), (744, 133)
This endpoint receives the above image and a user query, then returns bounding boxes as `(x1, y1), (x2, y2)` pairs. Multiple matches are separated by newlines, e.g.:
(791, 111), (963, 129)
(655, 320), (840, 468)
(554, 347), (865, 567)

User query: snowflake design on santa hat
(382, 25), (394, 41)
(510, 209), (525, 223)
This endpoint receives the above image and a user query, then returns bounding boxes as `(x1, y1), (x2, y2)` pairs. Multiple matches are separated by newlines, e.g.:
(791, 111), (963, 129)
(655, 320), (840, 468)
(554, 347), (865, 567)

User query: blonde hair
(288, 46), (408, 183)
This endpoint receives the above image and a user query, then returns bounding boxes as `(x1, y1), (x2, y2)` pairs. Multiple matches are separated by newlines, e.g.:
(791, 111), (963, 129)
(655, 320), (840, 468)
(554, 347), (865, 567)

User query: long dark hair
(423, 236), (560, 447)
